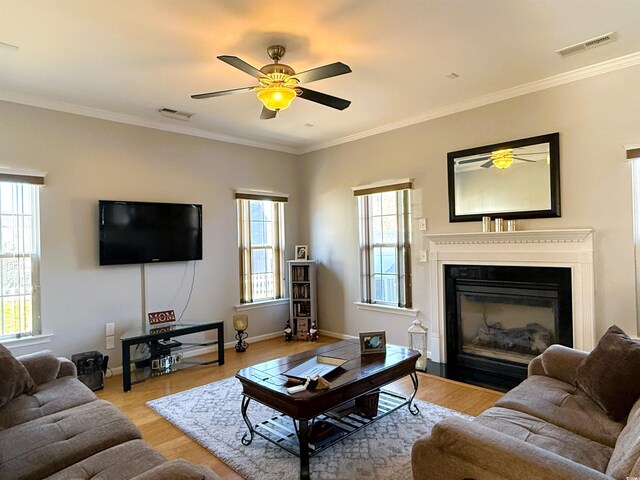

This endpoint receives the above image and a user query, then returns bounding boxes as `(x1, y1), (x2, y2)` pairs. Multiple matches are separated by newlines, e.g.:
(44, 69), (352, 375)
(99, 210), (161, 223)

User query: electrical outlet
(419, 250), (428, 263)
(105, 322), (115, 336)
(418, 218), (428, 231)
(106, 336), (115, 350)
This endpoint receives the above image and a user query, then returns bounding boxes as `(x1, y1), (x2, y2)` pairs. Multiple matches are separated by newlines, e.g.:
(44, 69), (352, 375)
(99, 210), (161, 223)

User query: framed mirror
(447, 133), (560, 222)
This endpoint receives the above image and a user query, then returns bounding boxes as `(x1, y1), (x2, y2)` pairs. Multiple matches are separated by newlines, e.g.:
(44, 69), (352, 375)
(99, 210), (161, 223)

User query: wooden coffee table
(235, 340), (421, 479)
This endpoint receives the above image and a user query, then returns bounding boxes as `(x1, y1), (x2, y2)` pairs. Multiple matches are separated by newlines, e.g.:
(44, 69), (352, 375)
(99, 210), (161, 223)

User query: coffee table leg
(408, 371), (420, 415)
(240, 395), (255, 445)
(297, 419), (311, 479)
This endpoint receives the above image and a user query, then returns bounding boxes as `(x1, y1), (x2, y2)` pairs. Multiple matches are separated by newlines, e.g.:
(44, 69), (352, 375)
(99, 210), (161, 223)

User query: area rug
(147, 377), (470, 480)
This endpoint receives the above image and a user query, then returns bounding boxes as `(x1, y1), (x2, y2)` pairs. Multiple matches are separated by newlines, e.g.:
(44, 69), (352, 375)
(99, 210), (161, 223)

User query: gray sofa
(0, 350), (220, 480)
(412, 344), (640, 479)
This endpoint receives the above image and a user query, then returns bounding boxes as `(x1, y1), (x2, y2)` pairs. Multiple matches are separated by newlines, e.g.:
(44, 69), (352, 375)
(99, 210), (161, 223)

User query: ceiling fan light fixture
(491, 149), (514, 169)
(257, 85), (298, 112)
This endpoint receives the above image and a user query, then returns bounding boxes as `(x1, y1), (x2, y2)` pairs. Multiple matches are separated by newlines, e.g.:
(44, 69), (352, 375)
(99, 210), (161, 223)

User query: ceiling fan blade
(293, 62), (352, 84)
(480, 160), (494, 168)
(260, 106), (277, 120)
(512, 157), (536, 162)
(191, 86), (256, 99)
(458, 158), (489, 165)
(298, 87), (351, 110)
(217, 55), (266, 79)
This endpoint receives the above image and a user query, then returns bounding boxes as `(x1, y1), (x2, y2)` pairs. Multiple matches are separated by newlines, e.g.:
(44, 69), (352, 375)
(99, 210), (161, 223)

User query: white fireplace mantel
(424, 229), (595, 363)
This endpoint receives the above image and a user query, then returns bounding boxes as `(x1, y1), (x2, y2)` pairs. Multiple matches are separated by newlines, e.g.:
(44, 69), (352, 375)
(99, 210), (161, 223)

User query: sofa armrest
(16, 350), (62, 385)
(130, 460), (221, 480)
(57, 357), (77, 378)
(413, 416), (611, 480)
(528, 344), (588, 384)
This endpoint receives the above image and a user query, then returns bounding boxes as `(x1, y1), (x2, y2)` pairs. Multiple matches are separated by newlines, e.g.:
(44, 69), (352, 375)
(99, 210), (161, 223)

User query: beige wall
(2, 64), (639, 368)
(0, 101), (299, 366)
(299, 65), (640, 351)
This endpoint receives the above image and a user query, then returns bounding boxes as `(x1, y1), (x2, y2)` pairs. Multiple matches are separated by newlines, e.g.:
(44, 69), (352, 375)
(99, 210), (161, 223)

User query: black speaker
(72, 351), (106, 391)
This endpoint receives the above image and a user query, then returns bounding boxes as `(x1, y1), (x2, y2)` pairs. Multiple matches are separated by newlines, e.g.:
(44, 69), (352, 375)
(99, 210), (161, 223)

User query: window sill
(1, 333), (53, 349)
(235, 298), (290, 312)
(354, 302), (419, 317)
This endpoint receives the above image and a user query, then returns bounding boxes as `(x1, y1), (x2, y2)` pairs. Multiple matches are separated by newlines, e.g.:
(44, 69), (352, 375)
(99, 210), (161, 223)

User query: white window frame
(236, 191), (287, 304)
(354, 180), (412, 309)
(630, 147), (640, 332)
(0, 176), (43, 341)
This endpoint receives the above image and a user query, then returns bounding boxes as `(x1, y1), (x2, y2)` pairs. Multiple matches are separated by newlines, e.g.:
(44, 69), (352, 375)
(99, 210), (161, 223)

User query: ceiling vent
(556, 32), (616, 57)
(158, 108), (194, 121)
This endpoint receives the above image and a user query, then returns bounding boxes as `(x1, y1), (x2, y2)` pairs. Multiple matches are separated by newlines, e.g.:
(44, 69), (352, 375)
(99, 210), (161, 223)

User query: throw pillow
(17, 350), (60, 385)
(0, 343), (37, 408)
(573, 325), (640, 421)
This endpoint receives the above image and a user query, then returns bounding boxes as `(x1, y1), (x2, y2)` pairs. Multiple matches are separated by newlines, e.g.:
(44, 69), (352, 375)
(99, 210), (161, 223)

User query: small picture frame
(148, 310), (176, 325)
(295, 245), (309, 260)
(359, 331), (387, 355)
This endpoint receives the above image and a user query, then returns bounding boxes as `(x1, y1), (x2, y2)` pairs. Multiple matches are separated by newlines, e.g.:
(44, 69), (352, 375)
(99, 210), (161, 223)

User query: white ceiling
(1, 0), (640, 154)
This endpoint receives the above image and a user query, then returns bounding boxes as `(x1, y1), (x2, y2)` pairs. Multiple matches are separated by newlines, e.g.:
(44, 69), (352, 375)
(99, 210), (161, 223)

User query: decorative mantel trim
(424, 229), (596, 363)
(424, 229), (593, 245)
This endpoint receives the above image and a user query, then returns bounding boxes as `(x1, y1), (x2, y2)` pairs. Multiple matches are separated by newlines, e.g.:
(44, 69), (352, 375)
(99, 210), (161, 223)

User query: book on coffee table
(283, 355), (347, 380)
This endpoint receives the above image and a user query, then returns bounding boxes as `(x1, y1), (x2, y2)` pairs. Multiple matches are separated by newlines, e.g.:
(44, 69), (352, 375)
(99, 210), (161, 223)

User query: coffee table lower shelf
(244, 390), (416, 458)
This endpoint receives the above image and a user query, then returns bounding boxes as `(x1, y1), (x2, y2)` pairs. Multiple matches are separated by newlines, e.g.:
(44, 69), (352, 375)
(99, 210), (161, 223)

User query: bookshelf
(287, 260), (318, 340)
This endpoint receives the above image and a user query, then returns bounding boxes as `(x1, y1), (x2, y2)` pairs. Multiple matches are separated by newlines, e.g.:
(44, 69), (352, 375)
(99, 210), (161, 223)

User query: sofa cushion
(44, 439), (165, 480)
(606, 396), (640, 478)
(475, 406), (612, 473)
(573, 324), (640, 421)
(0, 399), (141, 480)
(0, 343), (37, 408)
(495, 375), (624, 447)
(0, 376), (96, 430)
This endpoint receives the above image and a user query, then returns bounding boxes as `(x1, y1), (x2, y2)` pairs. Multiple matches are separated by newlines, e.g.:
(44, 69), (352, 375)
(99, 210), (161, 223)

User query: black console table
(120, 321), (224, 392)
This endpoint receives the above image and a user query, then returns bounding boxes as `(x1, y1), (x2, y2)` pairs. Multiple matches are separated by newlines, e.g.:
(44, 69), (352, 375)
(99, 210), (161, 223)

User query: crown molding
(423, 229), (593, 245)
(0, 91), (298, 154)
(298, 50), (640, 155)
(1, 51), (639, 156)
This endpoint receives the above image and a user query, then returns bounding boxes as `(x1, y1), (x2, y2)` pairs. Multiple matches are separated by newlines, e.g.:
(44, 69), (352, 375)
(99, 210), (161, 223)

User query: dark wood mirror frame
(447, 132), (561, 222)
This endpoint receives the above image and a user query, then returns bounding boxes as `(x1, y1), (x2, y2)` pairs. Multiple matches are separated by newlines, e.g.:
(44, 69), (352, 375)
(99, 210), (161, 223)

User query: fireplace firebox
(445, 265), (572, 390)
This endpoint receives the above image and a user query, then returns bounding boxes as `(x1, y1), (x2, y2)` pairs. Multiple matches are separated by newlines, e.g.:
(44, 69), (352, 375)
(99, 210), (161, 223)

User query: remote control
(286, 384), (307, 394)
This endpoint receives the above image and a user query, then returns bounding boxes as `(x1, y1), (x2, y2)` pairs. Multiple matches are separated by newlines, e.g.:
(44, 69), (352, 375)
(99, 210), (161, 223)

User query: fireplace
(445, 265), (573, 390)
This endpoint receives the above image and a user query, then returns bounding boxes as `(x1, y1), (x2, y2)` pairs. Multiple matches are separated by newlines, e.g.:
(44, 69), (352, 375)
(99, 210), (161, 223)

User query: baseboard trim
(318, 329), (358, 340)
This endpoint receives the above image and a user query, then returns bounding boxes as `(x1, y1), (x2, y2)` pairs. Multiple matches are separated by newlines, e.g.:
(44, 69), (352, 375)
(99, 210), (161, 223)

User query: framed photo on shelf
(359, 331), (386, 355)
(295, 245), (309, 260)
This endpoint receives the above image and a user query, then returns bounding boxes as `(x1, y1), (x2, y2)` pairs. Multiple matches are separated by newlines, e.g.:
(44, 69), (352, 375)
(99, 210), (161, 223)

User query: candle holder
(233, 315), (249, 352)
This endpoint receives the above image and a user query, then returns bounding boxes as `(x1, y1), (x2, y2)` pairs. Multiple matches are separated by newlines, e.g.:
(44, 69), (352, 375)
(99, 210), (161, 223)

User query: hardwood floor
(98, 336), (502, 479)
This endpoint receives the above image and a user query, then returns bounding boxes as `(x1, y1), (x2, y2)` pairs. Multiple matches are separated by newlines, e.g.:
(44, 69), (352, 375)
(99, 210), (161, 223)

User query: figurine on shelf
(284, 319), (293, 342)
(309, 320), (318, 342)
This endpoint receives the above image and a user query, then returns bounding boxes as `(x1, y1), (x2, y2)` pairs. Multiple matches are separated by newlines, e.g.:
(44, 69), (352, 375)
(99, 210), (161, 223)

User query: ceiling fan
(191, 45), (352, 119)
(458, 149), (548, 169)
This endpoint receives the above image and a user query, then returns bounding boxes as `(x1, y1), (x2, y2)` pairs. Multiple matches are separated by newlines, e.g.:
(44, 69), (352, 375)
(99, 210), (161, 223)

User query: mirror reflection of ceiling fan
(458, 149), (549, 169)
(191, 45), (352, 119)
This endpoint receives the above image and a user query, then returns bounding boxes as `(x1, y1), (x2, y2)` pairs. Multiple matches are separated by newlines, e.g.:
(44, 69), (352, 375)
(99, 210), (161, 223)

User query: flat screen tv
(99, 200), (203, 266)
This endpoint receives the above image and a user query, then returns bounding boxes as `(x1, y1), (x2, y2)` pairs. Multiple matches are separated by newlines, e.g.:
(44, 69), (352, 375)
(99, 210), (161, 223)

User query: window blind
(352, 179), (413, 197)
(235, 190), (289, 203)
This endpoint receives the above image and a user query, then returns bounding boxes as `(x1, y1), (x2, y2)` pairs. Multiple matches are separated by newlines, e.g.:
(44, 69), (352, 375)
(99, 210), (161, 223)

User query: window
(0, 177), (42, 340)
(354, 180), (412, 308)
(236, 191), (287, 303)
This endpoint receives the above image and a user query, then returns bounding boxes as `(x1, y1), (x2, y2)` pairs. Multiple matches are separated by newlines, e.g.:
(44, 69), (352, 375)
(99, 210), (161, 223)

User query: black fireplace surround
(445, 265), (573, 390)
